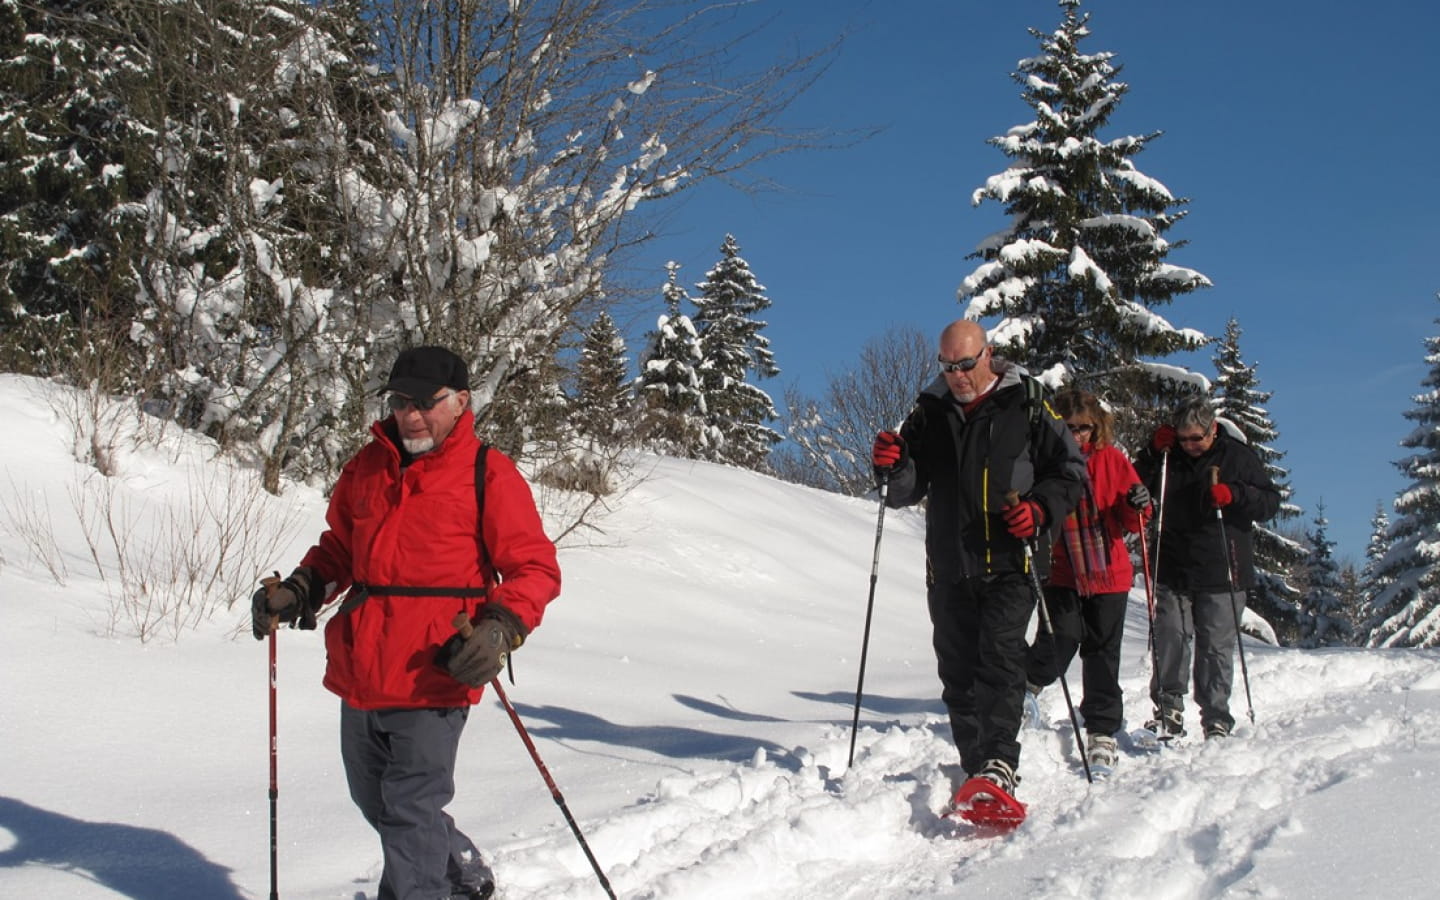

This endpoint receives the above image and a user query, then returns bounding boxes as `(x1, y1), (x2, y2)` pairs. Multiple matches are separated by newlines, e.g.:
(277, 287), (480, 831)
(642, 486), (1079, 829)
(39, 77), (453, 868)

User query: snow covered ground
(1, 373), (1436, 899)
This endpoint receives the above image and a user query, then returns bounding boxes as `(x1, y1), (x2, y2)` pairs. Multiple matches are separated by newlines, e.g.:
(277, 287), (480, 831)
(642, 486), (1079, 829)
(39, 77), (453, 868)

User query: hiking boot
(1086, 733), (1119, 768)
(976, 758), (1020, 795)
(451, 882), (494, 900)
(1203, 720), (1232, 741)
(450, 849), (495, 900)
(1142, 707), (1186, 739)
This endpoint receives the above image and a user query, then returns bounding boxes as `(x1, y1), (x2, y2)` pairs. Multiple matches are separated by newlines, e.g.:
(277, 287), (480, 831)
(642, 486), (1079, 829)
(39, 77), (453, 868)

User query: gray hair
(1171, 396), (1216, 431)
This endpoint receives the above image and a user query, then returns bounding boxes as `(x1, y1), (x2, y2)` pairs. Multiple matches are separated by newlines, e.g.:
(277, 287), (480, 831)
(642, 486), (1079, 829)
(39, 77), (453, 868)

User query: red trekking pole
(451, 614), (617, 899)
(268, 624), (279, 900)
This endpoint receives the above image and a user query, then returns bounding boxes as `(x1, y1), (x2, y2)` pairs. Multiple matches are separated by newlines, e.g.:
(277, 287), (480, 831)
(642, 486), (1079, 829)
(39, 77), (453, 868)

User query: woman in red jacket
(1023, 389), (1149, 770)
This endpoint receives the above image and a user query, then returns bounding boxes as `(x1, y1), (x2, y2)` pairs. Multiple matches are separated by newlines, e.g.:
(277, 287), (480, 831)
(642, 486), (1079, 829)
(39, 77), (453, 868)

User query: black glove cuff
(477, 602), (528, 649)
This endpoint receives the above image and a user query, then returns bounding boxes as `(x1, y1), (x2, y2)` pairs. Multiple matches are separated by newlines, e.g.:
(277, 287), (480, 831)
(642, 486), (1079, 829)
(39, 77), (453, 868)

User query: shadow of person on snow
(0, 795), (245, 900)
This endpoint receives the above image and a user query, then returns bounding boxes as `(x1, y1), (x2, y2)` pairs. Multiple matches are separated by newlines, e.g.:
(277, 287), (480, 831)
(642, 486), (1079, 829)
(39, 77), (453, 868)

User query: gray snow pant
(1149, 586), (1242, 731)
(340, 703), (489, 900)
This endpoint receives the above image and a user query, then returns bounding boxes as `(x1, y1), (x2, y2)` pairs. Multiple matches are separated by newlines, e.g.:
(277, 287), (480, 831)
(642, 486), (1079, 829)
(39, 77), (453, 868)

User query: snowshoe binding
(947, 759), (1026, 829)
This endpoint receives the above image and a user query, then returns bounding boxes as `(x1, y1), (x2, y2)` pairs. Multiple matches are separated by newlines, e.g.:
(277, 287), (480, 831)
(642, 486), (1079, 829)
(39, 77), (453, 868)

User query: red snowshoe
(947, 776), (1027, 829)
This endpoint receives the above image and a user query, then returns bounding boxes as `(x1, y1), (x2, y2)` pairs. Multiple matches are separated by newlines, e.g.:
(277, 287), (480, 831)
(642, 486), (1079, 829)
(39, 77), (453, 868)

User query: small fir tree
(1298, 502), (1352, 648)
(573, 311), (633, 447)
(1368, 296), (1440, 647)
(691, 234), (781, 469)
(1359, 503), (1397, 644)
(636, 263), (709, 456)
(1211, 317), (1305, 644)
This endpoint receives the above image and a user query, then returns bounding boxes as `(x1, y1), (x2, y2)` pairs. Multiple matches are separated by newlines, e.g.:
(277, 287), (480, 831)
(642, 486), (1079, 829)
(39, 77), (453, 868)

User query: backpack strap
(474, 442), (492, 574)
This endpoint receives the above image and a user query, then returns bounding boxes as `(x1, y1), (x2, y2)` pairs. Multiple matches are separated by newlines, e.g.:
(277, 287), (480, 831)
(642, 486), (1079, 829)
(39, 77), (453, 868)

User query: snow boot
(1142, 707), (1186, 740)
(1203, 720), (1232, 741)
(1087, 732), (1119, 770)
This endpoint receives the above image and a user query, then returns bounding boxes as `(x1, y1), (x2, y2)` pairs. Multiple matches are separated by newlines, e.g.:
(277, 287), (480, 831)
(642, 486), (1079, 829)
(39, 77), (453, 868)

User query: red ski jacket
(302, 410), (560, 709)
(1047, 443), (1146, 595)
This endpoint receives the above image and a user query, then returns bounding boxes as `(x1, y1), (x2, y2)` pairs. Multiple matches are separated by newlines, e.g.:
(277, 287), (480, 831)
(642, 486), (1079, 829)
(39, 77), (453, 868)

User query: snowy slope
(0, 374), (1436, 899)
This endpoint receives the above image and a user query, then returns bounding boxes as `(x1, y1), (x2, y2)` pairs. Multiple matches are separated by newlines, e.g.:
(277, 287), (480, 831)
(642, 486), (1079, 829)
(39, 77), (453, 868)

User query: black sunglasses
(386, 391), (452, 413)
(938, 347), (987, 373)
(1068, 423), (1094, 434)
(1176, 431), (1211, 444)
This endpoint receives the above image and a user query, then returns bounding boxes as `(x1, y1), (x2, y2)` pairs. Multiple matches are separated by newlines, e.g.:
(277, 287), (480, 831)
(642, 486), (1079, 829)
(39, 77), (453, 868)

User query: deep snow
(1, 374), (1436, 899)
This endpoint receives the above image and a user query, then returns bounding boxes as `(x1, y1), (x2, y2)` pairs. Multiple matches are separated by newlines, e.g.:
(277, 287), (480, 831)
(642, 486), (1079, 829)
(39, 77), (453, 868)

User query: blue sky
(621, 0), (1438, 562)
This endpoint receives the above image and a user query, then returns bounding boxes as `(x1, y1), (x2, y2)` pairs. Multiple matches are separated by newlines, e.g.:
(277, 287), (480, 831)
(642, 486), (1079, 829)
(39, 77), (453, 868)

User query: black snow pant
(340, 703), (491, 900)
(1149, 585), (1241, 732)
(1023, 586), (1127, 736)
(927, 572), (1036, 775)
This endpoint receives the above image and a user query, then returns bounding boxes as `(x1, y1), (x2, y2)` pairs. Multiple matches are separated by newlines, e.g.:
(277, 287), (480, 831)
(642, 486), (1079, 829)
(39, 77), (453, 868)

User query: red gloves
(872, 431), (905, 468)
(1209, 482), (1233, 508)
(1150, 424), (1177, 452)
(1003, 499), (1043, 539)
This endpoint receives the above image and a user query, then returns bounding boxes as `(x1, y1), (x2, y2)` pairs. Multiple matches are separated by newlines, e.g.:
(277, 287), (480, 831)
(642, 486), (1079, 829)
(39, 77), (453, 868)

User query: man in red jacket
(252, 346), (561, 900)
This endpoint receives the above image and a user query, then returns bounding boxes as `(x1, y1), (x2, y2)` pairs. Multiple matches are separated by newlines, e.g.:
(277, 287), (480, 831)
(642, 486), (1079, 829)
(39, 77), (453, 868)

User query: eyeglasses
(1067, 423), (1094, 435)
(1176, 431), (1211, 444)
(938, 348), (987, 373)
(386, 391), (452, 413)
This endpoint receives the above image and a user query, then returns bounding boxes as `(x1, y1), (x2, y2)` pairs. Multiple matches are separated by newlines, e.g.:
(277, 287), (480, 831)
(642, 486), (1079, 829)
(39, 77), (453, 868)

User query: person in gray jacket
(872, 320), (1085, 795)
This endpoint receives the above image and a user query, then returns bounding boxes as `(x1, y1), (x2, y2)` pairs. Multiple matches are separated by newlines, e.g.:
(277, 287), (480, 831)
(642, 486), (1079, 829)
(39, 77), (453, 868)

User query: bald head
(937, 320), (996, 403)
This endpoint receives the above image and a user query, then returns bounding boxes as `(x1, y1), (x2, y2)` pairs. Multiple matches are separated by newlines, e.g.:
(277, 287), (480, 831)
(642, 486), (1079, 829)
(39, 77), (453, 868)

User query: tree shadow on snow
(0, 795), (245, 900)
(506, 701), (803, 769)
(791, 689), (946, 718)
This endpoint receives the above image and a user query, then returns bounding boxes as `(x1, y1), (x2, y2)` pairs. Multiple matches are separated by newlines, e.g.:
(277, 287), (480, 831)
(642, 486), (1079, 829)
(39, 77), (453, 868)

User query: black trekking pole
(1209, 467), (1256, 726)
(1008, 492), (1091, 783)
(847, 470), (891, 768)
(452, 617), (616, 900)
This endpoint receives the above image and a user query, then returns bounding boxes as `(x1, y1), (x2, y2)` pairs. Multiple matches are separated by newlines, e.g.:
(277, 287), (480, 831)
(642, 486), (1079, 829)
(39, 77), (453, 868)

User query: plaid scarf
(1063, 480), (1111, 596)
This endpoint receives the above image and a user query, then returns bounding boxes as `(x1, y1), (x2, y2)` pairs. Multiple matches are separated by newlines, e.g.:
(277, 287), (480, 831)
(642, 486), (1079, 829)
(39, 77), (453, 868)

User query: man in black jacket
(1134, 397), (1280, 740)
(872, 320), (1085, 795)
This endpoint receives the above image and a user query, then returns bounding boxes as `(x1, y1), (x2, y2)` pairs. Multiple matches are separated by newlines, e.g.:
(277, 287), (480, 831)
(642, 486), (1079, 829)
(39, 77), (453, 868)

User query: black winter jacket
(1133, 431), (1280, 593)
(884, 364), (1086, 585)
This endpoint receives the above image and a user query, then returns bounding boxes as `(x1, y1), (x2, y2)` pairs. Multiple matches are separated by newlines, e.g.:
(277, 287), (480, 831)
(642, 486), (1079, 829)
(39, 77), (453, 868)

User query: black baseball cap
(380, 346), (470, 398)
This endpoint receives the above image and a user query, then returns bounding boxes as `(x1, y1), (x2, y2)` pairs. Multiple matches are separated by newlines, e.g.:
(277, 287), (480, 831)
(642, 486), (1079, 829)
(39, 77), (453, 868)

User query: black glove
(1126, 483), (1152, 511)
(250, 567), (320, 640)
(437, 604), (527, 687)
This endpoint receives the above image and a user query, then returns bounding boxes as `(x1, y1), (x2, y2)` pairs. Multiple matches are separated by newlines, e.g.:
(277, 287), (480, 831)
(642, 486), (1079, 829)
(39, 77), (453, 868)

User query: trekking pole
(1007, 492), (1091, 783)
(1136, 516), (1162, 693)
(260, 574), (282, 900)
(847, 470), (890, 768)
(1149, 451), (1169, 652)
(267, 624), (280, 900)
(1209, 467), (1256, 726)
(451, 617), (617, 900)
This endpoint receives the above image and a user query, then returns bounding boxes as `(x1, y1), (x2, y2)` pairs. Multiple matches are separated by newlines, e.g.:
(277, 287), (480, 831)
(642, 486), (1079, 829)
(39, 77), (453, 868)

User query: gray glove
(437, 605), (527, 687)
(250, 567), (319, 640)
(1126, 483), (1152, 512)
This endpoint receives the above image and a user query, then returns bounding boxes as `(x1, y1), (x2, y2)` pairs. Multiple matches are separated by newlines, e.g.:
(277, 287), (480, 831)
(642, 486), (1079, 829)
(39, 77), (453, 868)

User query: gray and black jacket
(883, 362), (1086, 585)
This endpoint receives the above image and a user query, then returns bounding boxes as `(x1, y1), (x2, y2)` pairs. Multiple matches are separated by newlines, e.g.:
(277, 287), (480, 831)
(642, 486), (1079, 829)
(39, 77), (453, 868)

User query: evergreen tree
(1298, 501), (1352, 648)
(573, 311), (632, 446)
(1211, 317), (1304, 644)
(957, 0), (1210, 441)
(635, 262), (708, 456)
(1360, 502), (1397, 644)
(0, 0), (155, 376)
(691, 234), (781, 469)
(1369, 298), (1440, 647)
